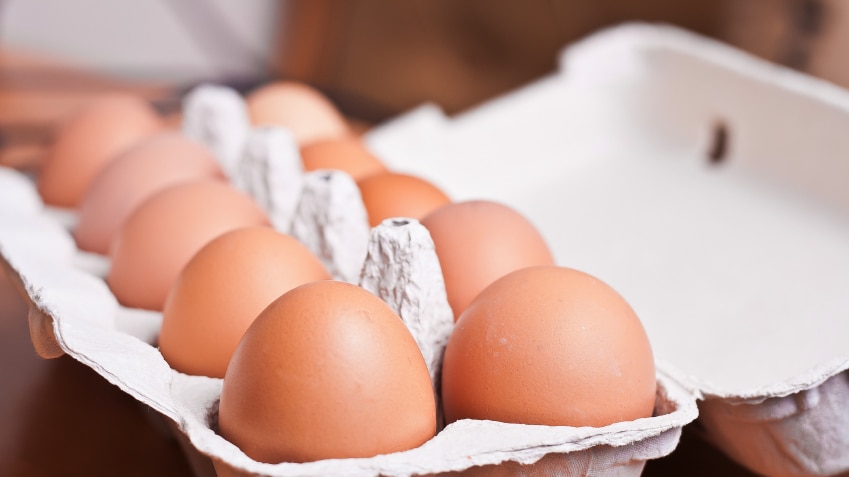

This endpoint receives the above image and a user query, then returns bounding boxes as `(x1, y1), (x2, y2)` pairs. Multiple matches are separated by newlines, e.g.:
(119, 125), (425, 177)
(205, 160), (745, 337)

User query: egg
(421, 200), (554, 320)
(159, 226), (330, 378)
(441, 265), (657, 427)
(107, 180), (268, 311)
(218, 280), (436, 464)
(357, 172), (451, 227)
(300, 137), (387, 182)
(74, 132), (224, 255)
(37, 93), (163, 207)
(245, 81), (350, 146)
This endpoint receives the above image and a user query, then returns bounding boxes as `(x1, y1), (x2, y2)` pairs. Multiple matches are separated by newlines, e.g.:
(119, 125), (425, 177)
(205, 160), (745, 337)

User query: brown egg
(219, 280), (436, 464)
(74, 132), (224, 255)
(37, 93), (163, 207)
(442, 266), (657, 427)
(159, 226), (331, 378)
(107, 180), (268, 311)
(421, 200), (554, 320)
(300, 137), (387, 182)
(245, 81), (350, 146)
(357, 172), (451, 227)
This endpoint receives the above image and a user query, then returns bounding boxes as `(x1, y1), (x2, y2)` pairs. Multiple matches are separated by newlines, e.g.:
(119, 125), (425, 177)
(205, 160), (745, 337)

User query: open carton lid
(365, 23), (849, 402)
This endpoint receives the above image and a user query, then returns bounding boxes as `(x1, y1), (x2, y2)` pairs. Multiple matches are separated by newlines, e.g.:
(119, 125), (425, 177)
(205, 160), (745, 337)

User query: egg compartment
(364, 23), (849, 476)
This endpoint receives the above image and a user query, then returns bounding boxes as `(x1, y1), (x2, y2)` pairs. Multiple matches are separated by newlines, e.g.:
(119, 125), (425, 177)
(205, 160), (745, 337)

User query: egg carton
(0, 164), (694, 477)
(364, 23), (849, 477)
(7, 19), (845, 476)
(0, 48), (697, 475)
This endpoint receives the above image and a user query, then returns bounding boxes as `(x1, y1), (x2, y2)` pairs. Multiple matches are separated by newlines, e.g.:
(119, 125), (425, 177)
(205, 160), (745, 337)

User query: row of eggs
(30, 82), (656, 465)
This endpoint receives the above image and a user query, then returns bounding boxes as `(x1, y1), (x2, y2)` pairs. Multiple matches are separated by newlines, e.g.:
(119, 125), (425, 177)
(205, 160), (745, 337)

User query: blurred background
(1, 0), (847, 171)
(2, 0), (848, 171)
(1, 0), (848, 122)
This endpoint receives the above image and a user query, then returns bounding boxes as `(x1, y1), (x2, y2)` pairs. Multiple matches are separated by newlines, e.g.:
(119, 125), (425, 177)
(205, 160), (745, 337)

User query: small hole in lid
(391, 219), (410, 227)
(707, 121), (729, 165)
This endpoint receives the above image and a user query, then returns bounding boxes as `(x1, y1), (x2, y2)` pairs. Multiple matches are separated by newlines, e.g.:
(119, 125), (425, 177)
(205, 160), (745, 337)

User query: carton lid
(366, 24), (849, 400)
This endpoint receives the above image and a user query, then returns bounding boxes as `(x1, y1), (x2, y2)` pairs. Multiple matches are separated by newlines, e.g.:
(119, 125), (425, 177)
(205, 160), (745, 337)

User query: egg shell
(246, 81), (350, 146)
(357, 172), (451, 227)
(107, 180), (268, 311)
(300, 137), (387, 182)
(421, 200), (555, 320)
(442, 265), (657, 427)
(159, 226), (331, 378)
(218, 280), (437, 464)
(74, 132), (224, 255)
(37, 93), (163, 207)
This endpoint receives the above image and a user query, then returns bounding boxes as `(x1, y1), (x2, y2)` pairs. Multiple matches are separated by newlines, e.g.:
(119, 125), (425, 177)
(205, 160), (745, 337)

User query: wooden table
(0, 270), (194, 477)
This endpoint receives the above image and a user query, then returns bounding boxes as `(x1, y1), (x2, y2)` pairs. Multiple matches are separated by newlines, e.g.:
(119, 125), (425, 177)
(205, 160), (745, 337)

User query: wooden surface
(276, 0), (724, 120)
(0, 271), (194, 477)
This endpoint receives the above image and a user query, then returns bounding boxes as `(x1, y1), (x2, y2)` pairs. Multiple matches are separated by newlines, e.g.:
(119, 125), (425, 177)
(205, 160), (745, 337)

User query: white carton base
(0, 233), (695, 477)
(0, 167), (696, 476)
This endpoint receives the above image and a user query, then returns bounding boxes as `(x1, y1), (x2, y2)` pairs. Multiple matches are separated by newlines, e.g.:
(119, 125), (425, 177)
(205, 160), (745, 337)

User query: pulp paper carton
(5, 22), (846, 477)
